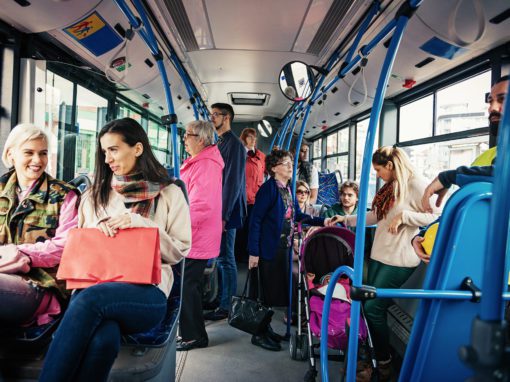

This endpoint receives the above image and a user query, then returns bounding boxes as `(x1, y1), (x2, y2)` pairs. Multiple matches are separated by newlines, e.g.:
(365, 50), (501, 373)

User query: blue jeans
(39, 282), (167, 382)
(0, 273), (44, 324)
(218, 229), (237, 311)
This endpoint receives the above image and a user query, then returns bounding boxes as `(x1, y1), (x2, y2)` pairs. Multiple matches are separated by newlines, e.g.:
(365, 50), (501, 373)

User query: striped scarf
(111, 172), (168, 218)
(372, 181), (395, 221)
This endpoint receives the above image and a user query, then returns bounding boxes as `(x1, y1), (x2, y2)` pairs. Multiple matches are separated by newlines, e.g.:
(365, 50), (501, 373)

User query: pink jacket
(180, 145), (224, 259)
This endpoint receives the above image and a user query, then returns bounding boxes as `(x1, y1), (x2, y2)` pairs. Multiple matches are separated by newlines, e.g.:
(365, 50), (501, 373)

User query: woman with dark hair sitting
(40, 118), (191, 382)
(247, 149), (336, 351)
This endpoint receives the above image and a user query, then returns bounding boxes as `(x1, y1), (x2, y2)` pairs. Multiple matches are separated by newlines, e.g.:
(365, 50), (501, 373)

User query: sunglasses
(296, 189), (310, 195)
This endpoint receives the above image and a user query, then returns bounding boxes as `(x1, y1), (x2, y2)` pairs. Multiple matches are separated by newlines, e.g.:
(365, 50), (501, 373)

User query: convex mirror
(278, 61), (315, 102)
(257, 119), (272, 137)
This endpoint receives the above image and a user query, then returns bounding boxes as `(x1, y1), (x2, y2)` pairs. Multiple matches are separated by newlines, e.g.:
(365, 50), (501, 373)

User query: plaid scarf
(372, 181), (395, 221)
(111, 172), (168, 218)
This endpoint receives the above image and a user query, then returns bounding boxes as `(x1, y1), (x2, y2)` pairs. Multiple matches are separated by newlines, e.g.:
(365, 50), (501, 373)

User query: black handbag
(228, 268), (273, 335)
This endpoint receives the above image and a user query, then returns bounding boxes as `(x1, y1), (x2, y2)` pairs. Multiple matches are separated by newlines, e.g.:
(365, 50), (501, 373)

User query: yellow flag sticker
(65, 12), (105, 40)
(63, 12), (122, 57)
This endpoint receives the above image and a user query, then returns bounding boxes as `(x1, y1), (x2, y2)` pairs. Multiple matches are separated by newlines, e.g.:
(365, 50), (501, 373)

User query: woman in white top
(335, 146), (439, 380)
(40, 118), (191, 382)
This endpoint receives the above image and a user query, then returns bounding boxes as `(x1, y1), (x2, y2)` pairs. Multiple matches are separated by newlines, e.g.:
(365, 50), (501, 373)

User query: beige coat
(78, 184), (191, 296)
(344, 176), (440, 268)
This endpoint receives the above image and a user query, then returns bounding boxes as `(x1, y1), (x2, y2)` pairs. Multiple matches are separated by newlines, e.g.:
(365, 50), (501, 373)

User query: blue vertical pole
(344, 16), (409, 382)
(319, 14), (411, 382)
(114, 0), (181, 178)
(479, 81), (510, 320)
(284, 108), (302, 150)
(343, 1), (380, 65)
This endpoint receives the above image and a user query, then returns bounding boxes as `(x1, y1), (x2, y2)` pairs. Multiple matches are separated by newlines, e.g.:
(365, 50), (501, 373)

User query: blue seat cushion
(318, 172), (339, 207)
(121, 263), (182, 347)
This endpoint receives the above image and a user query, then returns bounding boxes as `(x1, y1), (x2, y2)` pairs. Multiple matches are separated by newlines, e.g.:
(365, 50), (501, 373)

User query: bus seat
(121, 262), (183, 348)
(399, 181), (493, 381)
(317, 171), (340, 207)
(68, 174), (92, 193)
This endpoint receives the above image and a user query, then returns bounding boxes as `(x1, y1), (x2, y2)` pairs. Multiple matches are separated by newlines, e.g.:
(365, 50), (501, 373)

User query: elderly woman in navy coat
(247, 149), (336, 351)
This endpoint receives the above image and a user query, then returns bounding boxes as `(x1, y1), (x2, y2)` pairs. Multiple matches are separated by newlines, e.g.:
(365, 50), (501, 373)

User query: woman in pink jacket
(178, 120), (224, 351)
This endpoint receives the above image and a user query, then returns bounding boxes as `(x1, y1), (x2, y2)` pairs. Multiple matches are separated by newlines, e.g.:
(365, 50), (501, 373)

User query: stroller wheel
(290, 332), (309, 361)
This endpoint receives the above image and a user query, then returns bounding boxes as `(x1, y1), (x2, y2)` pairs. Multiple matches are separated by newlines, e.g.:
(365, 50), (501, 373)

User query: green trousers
(364, 259), (416, 361)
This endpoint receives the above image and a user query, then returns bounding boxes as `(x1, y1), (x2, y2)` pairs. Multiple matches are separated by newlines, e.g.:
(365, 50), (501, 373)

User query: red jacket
(246, 149), (266, 205)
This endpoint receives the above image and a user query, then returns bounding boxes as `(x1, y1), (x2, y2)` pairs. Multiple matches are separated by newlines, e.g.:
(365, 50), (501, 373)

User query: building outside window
(399, 71), (491, 182)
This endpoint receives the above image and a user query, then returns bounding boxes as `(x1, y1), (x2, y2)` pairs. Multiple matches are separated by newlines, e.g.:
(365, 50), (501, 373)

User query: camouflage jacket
(0, 170), (77, 299)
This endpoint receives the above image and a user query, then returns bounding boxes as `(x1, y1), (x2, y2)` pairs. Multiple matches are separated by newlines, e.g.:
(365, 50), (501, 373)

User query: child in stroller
(291, 224), (375, 382)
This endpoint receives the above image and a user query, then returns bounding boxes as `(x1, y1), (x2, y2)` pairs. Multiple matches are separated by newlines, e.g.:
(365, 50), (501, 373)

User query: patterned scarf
(371, 181), (395, 221)
(111, 172), (168, 218)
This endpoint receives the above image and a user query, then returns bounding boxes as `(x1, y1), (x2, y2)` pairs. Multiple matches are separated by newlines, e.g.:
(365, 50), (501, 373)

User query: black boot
(251, 332), (281, 351)
(267, 324), (285, 343)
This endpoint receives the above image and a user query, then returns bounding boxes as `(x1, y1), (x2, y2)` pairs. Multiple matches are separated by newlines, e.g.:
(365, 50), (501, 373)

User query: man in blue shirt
(204, 103), (247, 320)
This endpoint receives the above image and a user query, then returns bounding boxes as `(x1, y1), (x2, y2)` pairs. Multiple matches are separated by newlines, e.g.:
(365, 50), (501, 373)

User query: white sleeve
(310, 165), (319, 189)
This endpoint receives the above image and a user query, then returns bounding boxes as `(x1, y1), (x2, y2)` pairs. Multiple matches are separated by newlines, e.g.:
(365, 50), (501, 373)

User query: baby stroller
(290, 224), (375, 382)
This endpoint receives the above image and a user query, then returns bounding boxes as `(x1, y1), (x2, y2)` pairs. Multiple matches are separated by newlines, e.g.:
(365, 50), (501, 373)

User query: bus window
(402, 135), (489, 183)
(436, 71), (491, 135)
(356, 118), (378, 204)
(45, 71), (74, 179)
(74, 85), (108, 179)
(117, 105), (142, 125)
(311, 138), (322, 171)
(399, 95), (434, 142)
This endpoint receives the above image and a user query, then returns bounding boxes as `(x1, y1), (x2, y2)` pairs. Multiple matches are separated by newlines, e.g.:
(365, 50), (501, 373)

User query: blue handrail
(278, 106), (298, 148)
(311, 18), (397, 104)
(480, 79), (510, 320)
(114, 0), (181, 178)
(269, 126), (283, 152)
(284, 107), (303, 150)
(320, 6), (417, 379)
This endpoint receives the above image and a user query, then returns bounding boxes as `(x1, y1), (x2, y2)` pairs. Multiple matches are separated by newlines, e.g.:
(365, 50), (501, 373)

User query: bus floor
(176, 263), (344, 382)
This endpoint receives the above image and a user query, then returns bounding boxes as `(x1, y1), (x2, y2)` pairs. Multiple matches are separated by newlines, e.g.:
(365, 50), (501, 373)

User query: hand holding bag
(57, 227), (161, 289)
(228, 267), (273, 335)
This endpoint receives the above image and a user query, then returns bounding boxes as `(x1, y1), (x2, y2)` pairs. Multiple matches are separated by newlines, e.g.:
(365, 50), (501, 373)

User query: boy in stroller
(291, 224), (375, 382)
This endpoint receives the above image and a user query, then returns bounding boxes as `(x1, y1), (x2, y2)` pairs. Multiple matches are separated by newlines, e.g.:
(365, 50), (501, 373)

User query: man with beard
(420, 75), (508, 213)
(204, 103), (247, 321)
(412, 75), (508, 265)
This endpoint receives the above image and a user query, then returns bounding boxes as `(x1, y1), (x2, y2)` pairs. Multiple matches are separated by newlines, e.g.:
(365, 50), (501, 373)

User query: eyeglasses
(209, 112), (226, 118)
(296, 189), (310, 195)
(277, 160), (293, 167)
(184, 133), (199, 139)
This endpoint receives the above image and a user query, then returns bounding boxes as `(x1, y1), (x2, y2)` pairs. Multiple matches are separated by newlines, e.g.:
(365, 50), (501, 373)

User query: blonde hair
(2, 124), (49, 168)
(296, 180), (311, 204)
(372, 146), (414, 205)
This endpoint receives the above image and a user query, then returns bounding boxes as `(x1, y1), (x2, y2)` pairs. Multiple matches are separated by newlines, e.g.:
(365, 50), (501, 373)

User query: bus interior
(0, 0), (509, 381)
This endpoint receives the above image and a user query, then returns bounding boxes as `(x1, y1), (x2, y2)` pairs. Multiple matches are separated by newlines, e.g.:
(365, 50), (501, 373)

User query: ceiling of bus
(0, 0), (509, 139)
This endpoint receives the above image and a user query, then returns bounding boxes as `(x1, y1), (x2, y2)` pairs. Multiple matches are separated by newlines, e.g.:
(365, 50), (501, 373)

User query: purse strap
(242, 267), (264, 303)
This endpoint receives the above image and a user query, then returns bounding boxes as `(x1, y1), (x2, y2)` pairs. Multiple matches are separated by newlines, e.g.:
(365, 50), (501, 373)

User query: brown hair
(340, 180), (359, 197)
(240, 128), (257, 145)
(265, 149), (292, 177)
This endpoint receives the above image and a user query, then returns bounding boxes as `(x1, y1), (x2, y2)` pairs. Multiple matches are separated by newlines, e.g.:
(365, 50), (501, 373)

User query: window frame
(396, 68), (492, 146)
